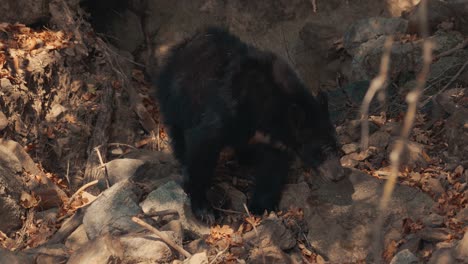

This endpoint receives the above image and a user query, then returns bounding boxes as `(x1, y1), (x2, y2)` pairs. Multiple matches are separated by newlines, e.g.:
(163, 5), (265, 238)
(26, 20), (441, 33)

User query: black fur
(153, 27), (344, 222)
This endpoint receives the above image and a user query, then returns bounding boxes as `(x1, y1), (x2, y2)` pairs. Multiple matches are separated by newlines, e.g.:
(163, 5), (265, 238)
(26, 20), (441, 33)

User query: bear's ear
(272, 58), (296, 95)
(316, 90), (329, 113)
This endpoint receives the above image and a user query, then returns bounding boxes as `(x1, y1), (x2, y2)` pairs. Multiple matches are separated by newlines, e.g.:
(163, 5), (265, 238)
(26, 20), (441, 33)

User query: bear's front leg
(183, 124), (223, 224)
(249, 144), (291, 215)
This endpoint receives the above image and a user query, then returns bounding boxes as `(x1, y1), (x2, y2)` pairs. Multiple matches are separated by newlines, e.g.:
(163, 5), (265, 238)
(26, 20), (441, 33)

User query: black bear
(153, 27), (344, 223)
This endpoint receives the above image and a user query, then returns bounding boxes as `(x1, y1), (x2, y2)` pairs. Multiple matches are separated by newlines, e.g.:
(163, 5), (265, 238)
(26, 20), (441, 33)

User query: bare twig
(433, 38), (468, 61)
(94, 146), (110, 188)
(311, 0), (317, 13)
(213, 206), (244, 215)
(209, 244), (230, 264)
(372, 1), (433, 262)
(132, 216), (192, 258)
(421, 59), (468, 107)
(66, 180), (99, 208)
(143, 209), (179, 218)
(360, 37), (394, 150)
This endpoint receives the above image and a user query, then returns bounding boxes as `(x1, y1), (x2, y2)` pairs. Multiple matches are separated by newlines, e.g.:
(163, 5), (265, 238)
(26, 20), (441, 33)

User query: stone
(65, 225), (89, 251)
(67, 235), (123, 264)
(119, 233), (174, 263)
(399, 235), (422, 253)
(83, 180), (143, 239)
(369, 131), (391, 149)
(243, 215), (296, 250)
(45, 104), (67, 122)
(428, 248), (454, 264)
(340, 154), (360, 168)
(424, 178), (446, 198)
(185, 239), (209, 255)
(0, 0), (49, 25)
(106, 158), (145, 185)
(140, 181), (210, 236)
(388, 140), (429, 169)
(419, 228), (452, 243)
(455, 207), (468, 224)
(305, 169), (434, 263)
(422, 214), (444, 228)
(183, 252), (208, 264)
(248, 246), (291, 264)
(279, 182), (311, 211)
(0, 248), (34, 264)
(218, 183), (247, 212)
(405, 0), (468, 35)
(106, 10), (144, 52)
(453, 230), (468, 261)
(389, 249), (419, 264)
(0, 112), (7, 131)
(344, 17), (408, 55)
(342, 143), (359, 154)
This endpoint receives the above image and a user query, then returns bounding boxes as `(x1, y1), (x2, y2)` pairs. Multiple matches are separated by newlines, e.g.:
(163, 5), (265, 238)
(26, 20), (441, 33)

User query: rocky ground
(0, 0), (467, 263)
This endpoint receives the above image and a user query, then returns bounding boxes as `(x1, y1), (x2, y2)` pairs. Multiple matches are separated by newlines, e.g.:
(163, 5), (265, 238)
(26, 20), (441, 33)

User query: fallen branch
(132, 216), (192, 258)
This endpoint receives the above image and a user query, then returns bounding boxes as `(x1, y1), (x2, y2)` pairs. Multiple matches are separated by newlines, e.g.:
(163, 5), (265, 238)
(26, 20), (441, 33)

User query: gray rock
(340, 154), (360, 168)
(0, 248), (34, 264)
(248, 246), (291, 264)
(45, 104), (67, 122)
(243, 215), (296, 250)
(369, 131), (391, 149)
(305, 169), (434, 263)
(140, 181), (209, 236)
(83, 180), (143, 239)
(343, 119), (379, 143)
(406, 0), (468, 35)
(279, 182), (311, 211)
(0, 145), (27, 233)
(119, 233), (174, 263)
(455, 207), (468, 224)
(453, 230), (468, 261)
(106, 158), (145, 185)
(424, 178), (446, 198)
(420, 228), (452, 243)
(423, 214), (444, 228)
(0, 0), (49, 25)
(428, 248), (454, 264)
(389, 249), (419, 264)
(218, 182), (247, 212)
(344, 17), (408, 55)
(399, 235), (422, 253)
(185, 239), (209, 255)
(183, 252), (208, 264)
(446, 108), (468, 157)
(67, 235), (123, 264)
(106, 10), (144, 52)
(0, 112), (7, 131)
(161, 220), (184, 246)
(388, 140), (429, 169)
(342, 143), (359, 154)
(65, 225), (89, 251)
